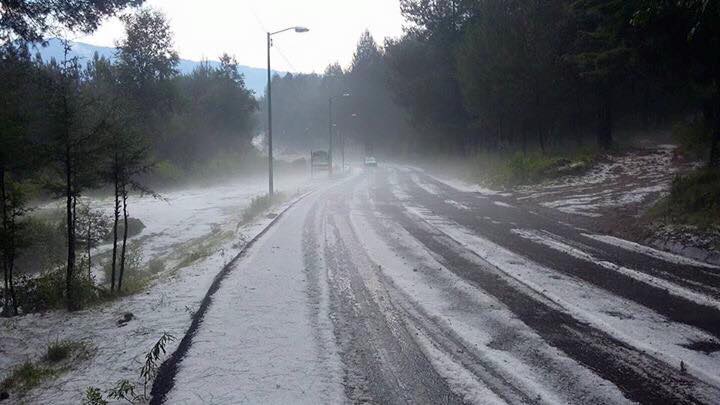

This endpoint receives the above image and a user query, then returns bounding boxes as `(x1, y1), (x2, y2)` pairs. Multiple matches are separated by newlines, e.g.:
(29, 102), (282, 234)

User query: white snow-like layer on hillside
(351, 187), (630, 404)
(516, 147), (682, 217)
(166, 188), (344, 405)
(398, 208), (720, 396)
(31, 173), (311, 284)
(0, 176), (312, 403)
(583, 233), (720, 269)
(513, 229), (720, 310)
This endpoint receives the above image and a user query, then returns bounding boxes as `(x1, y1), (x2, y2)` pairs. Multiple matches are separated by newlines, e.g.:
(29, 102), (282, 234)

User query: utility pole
(267, 32), (273, 196)
(328, 97), (333, 176)
(340, 129), (345, 172)
(328, 93), (350, 176)
(266, 26), (309, 196)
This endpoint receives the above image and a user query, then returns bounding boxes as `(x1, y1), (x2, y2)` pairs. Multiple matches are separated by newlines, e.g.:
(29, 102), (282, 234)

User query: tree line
(268, 1), (719, 165)
(1, 4), (257, 315)
(390, 0), (719, 162)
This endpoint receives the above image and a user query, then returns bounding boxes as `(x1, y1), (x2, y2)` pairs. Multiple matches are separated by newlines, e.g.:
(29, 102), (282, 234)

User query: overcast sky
(78, 0), (406, 73)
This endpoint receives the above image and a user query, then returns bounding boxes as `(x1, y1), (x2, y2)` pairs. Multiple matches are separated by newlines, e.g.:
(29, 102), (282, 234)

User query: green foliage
(141, 332), (175, 393)
(173, 227), (233, 271)
(241, 193), (285, 224)
(86, 332), (175, 404)
(673, 119), (714, 161)
(467, 149), (597, 187)
(0, 0), (145, 42)
(46, 340), (75, 363)
(16, 268), (101, 313)
(104, 242), (149, 295)
(0, 361), (55, 393)
(107, 379), (138, 403)
(82, 387), (108, 405)
(651, 169), (720, 228)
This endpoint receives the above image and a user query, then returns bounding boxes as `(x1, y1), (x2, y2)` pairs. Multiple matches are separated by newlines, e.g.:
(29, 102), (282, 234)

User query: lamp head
(295, 27), (310, 33)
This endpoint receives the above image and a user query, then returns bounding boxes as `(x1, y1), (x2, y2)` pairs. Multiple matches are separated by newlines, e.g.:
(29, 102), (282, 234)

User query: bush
(652, 169), (720, 227)
(14, 215), (67, 276)
(241, 193), (285, 224)
(16, 269), (102, 313)
(46, 340), (74, 363)
(103, 242), (150, 295)
(470, 149), (597, 186)
(0, 362), (55, 393)
(673, 118), (713, 162)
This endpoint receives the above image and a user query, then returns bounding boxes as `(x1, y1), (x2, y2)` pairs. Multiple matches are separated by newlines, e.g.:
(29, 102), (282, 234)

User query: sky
(78, 0), (406, 73)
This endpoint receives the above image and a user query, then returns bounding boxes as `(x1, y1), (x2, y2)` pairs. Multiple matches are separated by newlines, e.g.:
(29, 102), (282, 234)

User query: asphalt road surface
(151, 166), (720, 404)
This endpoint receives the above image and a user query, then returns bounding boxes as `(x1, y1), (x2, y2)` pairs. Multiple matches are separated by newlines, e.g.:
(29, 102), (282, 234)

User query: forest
(2, 0), (720, 316)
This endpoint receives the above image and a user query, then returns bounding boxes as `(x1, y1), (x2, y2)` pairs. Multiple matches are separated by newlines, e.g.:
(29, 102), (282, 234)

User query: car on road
(364, 156), (378, 167)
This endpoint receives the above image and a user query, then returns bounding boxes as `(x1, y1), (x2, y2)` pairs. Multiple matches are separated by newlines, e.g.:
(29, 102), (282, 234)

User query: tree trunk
(7, 213), (17, 316)
(597, 85), (613, 150)
(111, 166), (120, 292)
(1, 166), (10, 316)
(118, 184), (129, 292)
(87, 218), (92, 279)
(65, 145), (76, 311)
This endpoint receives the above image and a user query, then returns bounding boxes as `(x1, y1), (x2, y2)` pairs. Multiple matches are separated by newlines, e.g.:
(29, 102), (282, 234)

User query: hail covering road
(152, 166), (720, 405)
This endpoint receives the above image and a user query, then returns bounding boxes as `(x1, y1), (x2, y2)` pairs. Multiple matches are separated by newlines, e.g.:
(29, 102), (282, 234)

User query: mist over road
(154, 166), (720, 404)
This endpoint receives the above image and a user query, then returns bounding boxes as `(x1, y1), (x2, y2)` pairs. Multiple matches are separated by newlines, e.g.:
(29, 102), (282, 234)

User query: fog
(2, 1), (720, 404)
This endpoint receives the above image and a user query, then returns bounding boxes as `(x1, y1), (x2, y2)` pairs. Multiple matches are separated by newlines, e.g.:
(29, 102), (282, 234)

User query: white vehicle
(364, 156), (378, 167)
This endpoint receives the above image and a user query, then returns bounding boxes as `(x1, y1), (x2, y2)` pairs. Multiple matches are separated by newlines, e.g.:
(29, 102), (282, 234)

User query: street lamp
(343, 113), (359, 171)
(267, 26), (309, 196)
(328, 93), (350, 176)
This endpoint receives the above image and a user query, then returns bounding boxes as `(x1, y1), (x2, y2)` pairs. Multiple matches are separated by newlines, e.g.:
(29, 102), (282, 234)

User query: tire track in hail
(371, 168), (713, 404)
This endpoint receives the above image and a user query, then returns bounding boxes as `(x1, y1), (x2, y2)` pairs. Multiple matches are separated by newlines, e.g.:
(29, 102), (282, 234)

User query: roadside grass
(0, 362), (56, 394)
(240, 192), (286, 225)
(1, 340), (92, 398)
(467, 147), (600, 187)
(649, 168), (720, 229)
(46, 340), (80, 363)
(172, 227), (234, 273)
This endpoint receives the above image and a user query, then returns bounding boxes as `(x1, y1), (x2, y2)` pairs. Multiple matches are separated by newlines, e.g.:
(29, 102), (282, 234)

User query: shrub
(46, 340), (74, 363)
(103, 242), (151, 295)
(652, 169), (720, 227)
(83, 387), (108, 405)
(241, 193), (285, 224)
(0, 362), (55, 393)
(16, 269), (101, 313)
(673, 118), (713, 162)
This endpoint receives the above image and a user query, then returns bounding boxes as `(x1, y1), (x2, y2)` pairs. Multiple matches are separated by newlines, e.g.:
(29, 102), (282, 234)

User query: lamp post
(328, 93), (350, 176)
(267, 26), (309, 196)
(343, 113), (358, 172)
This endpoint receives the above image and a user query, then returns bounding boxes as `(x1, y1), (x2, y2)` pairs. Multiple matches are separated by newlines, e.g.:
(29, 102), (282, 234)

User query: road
(151, 166), (720, 404)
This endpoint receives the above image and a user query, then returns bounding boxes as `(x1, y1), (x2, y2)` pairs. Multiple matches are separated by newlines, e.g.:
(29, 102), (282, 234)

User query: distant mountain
(31, 38), (282, 96)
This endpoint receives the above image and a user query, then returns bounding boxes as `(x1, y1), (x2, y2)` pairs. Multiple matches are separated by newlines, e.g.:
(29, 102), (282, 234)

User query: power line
(246, 2), (296, 72)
